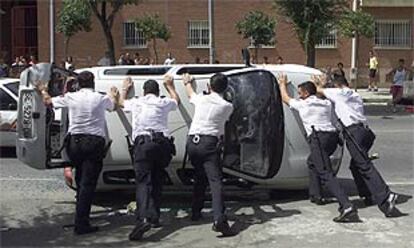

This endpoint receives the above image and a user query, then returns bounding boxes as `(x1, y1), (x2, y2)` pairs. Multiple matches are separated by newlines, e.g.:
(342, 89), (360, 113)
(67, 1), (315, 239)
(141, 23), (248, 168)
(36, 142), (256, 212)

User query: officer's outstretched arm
(311, 74), (326, 97)
(164, 74), (180, 104)
(277, 74), (292, 106)
(182, 73), (196, 99)
(118, 77), (133, 108)
(35, 81), (53, 105)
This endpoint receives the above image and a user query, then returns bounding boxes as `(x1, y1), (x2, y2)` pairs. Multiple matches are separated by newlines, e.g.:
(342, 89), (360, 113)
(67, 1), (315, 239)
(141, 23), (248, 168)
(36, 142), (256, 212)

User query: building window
(123, 22), (146, 48)
(375, 20), (412, 48)
(316, 29), (337, 48)
(188, 20), (209, 48)
(249, 37), (275, 48)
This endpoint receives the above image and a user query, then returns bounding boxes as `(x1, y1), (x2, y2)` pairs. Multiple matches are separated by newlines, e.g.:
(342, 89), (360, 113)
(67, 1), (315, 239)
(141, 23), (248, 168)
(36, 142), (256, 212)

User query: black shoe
(74, 225), (99, 235)
(191, 212), (203, 221)
(379, 193), (406, 218)
(362, 196), (375, 206)
(212, 221), (234, 237)
(128, 221), (151, 241)
(149, 219), (162, 228)
(310, 197), (329, 205)
(333, 206), (361, 223)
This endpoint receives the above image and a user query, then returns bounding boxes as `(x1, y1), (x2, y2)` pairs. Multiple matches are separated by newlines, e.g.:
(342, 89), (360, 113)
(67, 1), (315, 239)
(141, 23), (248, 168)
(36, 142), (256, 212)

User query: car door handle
(32, 112), (40, 119)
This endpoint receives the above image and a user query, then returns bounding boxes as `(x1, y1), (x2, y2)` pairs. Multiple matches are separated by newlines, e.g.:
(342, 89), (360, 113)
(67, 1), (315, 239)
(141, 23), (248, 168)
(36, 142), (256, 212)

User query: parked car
(0, 78), (19, 148)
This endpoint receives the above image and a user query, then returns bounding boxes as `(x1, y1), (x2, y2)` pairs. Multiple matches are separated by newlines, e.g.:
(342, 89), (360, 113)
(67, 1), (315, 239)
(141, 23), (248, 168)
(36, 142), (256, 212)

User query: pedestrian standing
(387, 59), (412, 112)
(278, 74), (359, 222)
(333, 62), (348, 85)
(164, 52), (176, 65)
(315, 75), (405, 218)
(368, 50), (379, 91)
(183, 72), (234, 236)
(119, 76), (179, 241)
(36, 71), (119, 235)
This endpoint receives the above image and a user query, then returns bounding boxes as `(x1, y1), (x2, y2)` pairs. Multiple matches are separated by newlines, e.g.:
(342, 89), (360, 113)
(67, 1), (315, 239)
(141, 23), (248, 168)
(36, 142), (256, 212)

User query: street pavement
(0, 111), (413, 247)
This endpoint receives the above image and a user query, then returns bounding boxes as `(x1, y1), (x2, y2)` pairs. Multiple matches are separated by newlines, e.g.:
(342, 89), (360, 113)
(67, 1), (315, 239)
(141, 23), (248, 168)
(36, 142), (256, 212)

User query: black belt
(189, 134), (219, 144)
(347, 123), (368, 130)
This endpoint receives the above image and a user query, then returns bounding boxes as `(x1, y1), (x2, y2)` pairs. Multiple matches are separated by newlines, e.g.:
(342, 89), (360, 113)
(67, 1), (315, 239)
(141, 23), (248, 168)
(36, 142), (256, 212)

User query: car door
(222, 69), (284, 179)
(16, 63), (73, 169)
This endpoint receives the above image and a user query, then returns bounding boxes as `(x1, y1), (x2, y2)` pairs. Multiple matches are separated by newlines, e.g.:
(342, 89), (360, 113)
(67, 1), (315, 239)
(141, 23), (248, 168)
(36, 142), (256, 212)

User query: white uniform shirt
(123, 94), (177, 140)
(188, 92), (233, 137)
(289, 95), (336, 136)
(52, 88), (114, 137)
(323, 87), (367, 127)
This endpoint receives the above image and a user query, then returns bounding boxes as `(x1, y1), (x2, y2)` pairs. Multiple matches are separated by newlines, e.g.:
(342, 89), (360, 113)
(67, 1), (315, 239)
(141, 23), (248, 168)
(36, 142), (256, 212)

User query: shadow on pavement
(0, 147), (16, 158)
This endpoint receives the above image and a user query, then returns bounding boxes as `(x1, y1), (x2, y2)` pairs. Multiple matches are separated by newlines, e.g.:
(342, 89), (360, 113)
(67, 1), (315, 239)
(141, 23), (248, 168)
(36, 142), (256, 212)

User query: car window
(0, 88), (17, 110)
(103, 67), (171, 76)
(4, 81), (19, 96)
(176, 66), (245, 75)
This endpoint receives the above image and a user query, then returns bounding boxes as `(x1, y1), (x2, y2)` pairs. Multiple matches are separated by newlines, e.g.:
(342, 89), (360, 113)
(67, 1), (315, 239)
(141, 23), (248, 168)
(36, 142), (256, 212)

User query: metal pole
(350, 0), (358, 86)
(49, 0), (55, 63)
(208, 0), (215, 64)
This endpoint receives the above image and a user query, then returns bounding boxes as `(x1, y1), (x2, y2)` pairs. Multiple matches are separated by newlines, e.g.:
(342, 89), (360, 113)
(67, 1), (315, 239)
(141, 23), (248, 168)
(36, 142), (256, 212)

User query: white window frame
(187, 20), (210, 48)
(316, 29), (337, 49)
(374, 19), (412, 49)
(122, 21), (147, 49)
(248, 37), (276, 49)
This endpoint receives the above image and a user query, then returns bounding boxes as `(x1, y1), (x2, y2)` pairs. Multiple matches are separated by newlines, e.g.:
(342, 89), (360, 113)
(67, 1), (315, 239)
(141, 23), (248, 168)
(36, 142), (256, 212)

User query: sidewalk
(357, 88), (391, 106)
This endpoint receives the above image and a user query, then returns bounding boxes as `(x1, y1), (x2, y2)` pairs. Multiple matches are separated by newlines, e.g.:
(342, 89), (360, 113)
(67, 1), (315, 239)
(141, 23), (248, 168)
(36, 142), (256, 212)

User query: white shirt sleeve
(123, 98), (136, 112)
(288, 99), (304, 111)
(323, 88), (339, 103)
(51, 95), (67, 108)
(102, 95), (115, 111)
(166, 98), (178, 112)
(189, 93), (202, 105)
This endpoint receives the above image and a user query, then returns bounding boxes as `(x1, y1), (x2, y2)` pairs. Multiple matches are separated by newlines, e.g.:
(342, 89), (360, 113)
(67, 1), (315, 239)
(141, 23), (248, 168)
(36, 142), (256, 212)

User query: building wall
(36, 1), (413, 87)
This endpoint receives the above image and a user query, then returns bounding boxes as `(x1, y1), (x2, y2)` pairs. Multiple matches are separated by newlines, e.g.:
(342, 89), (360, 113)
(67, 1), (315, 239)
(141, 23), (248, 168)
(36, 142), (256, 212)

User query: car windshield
(4, 81), (19, 96)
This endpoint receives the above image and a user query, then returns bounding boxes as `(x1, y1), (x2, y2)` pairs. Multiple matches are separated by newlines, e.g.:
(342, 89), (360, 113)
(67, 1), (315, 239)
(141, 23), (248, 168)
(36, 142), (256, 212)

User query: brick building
(1, 0), (413, 86)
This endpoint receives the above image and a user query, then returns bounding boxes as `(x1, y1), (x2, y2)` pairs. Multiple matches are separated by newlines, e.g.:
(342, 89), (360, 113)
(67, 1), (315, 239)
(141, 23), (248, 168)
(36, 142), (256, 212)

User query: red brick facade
(34, 0), (413, 86)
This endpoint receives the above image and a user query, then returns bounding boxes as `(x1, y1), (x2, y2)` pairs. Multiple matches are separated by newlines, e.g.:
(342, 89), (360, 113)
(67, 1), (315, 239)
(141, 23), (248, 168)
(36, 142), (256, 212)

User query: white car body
(16, 63), (343, 190)
(0, 78), (19, 148)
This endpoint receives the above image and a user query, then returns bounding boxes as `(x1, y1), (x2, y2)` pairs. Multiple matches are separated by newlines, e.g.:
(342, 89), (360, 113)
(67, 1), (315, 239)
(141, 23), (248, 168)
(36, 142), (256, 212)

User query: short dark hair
(399, 58), (405, 63)
(77, 71), (95, 89)
(337, 62), (344, 67)
(333, 76), (349, 86)
(298, 81), (317, 95)
(143, 79), (160, 95)
(210, 73), (228, 93)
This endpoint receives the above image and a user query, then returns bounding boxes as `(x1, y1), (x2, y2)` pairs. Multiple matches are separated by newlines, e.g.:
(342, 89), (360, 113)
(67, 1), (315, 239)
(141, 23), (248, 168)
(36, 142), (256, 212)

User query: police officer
(37, 71), (119, 235)
(277, 74), (359, 222)
(119, 76), (179, 241)
(182, 73), (234, 236)
(315, 75), (405, 218)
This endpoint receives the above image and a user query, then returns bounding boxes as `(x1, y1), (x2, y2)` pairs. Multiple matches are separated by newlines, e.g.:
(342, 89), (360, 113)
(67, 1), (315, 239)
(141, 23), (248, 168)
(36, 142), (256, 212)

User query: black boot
(379, 193), (406, 218)
(333, 206), (361, 223)
(74, 225), (99, 235)
(129, 219), (151, 241)
(212, 221), (234, 237)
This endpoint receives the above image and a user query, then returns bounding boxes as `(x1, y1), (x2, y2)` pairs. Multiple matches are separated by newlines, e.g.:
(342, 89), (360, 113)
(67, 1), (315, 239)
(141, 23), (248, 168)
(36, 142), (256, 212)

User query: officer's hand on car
(122, 77), (133, 93)
(182, 73), (194, 86)
(163, 74), (175, 88)
(311, 74), (327, 87)
(277, 73), (288, 86)
(108, 86), (120, 108)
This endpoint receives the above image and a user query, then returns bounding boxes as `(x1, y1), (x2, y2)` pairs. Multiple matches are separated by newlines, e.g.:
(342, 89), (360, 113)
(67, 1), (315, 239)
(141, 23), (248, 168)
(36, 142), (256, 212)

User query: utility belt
(188, 134), (219, 144)
(134, 131), (176, 156)
(60, 133), (112, 162)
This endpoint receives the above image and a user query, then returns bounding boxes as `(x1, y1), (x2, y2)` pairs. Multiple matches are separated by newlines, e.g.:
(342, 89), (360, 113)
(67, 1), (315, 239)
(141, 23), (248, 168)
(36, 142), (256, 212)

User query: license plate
(21, 91), (34, 139)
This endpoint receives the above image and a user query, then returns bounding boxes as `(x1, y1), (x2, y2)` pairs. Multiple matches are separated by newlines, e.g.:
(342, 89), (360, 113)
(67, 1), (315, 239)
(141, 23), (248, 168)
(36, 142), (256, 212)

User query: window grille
(375, 20), (412, 48)
(123, 22), (147, 48)
(316, 29), (337, 48)
(188, 20), (209, 48)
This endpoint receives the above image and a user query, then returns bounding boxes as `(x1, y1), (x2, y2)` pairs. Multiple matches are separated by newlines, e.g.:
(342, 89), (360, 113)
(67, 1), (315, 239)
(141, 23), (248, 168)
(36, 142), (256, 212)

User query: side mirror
(8, 102), (17, 110)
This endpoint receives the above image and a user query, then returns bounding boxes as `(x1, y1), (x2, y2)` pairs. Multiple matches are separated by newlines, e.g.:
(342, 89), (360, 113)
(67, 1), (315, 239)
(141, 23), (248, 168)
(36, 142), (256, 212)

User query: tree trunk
(354, 33), (360, 91)
(153, 38), (158, 64)
(103, 27), (116, 65)
(305, 42), (316, 67)
(254, 46), (259, 64)
(64, 36), (70, 63)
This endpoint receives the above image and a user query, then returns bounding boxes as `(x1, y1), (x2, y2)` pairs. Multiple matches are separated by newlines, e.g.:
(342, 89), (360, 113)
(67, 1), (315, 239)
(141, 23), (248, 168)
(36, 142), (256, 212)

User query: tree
(134, 14), (171, 64)
(87, 0), (140, 65)
(337, 9), (374, 89)
(274, 0), (347, 67)
(236, 10), (276, 62)
(56, 0), (91, 59)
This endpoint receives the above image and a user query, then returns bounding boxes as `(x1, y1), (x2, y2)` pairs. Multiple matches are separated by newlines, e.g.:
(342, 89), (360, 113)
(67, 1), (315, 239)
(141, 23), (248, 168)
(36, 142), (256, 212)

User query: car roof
(0, 77), (20, 85)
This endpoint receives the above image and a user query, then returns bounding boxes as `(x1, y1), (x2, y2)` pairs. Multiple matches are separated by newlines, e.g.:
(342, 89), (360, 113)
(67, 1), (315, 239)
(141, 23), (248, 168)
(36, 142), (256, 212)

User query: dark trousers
(307, 132), (352, 210)
(187, 135), (226, 223)
(67, 134), (105, 228)
(345, 124), (390, 204)
(134, 135), (172, 222)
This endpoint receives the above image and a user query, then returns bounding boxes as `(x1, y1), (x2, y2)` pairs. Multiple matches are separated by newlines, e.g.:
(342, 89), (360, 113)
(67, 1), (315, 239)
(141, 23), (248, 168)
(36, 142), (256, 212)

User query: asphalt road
(1, 113), (413, 247)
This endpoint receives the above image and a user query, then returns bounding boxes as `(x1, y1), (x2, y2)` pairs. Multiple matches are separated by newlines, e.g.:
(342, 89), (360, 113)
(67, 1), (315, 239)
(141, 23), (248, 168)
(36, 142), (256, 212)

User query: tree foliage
(56, 0), (91, 58)
(274, 0), (347, 67)
(236, 10), (276, 60)
(134, 14), (171, 64)
(337, 9), (375, 38)
(87, 0), (140, 65)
